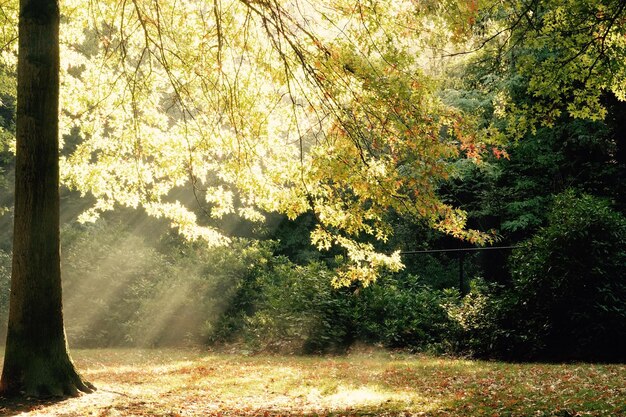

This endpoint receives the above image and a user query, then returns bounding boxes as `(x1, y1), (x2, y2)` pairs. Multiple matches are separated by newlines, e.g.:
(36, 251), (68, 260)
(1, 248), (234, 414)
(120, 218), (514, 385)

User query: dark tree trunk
(0, 0), (93, 397)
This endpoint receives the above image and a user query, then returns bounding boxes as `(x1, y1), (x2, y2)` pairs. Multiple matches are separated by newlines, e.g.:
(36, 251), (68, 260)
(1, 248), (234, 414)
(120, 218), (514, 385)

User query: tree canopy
(0, 0), (508, 285)
(0, 0), (622, 289)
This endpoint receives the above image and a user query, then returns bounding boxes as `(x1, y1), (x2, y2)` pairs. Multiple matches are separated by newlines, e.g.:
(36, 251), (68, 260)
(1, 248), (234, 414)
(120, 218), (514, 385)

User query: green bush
(446, 279), (519, 358)
(213, 261), (469, 355)
(449, 191), (626, 361)
(214, 258), (355, 354)
(62, 222), (172, 346)
(507, 191), (626, 361)
(355, 274), (460, 353)
(61, 220), (274, 347)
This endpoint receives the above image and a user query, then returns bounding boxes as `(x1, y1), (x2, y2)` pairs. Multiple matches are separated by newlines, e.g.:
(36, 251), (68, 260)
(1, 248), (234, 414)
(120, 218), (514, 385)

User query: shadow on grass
(0, 395), (71, 417)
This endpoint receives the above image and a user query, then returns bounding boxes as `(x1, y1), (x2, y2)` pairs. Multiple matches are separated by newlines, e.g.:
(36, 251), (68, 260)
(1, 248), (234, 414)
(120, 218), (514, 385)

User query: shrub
(61, 220), (274, 347)
(507, 191), (626, 361)
(449, 191), (626, 361)
(62, 222), (173, 346)
(445, 279), (520, 358)
(355, 274), (460, 353)
(216, 258), (355, 354)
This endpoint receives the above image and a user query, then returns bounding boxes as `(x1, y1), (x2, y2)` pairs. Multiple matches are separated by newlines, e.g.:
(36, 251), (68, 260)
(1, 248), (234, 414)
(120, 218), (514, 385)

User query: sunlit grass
(1, 348), (624, 416)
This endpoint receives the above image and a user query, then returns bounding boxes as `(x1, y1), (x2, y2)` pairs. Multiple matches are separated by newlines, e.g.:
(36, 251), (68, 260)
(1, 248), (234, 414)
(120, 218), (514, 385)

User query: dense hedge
(60, 221), (273, 347)
(211, 264), (459, 354)
(0, 192), (623, 362)
(210, 259), (355, 353)
(0, 219), (461, 354)
(508, 191), (626, 361)
(354, 275), (459, 353)
(450, 192), (626, 361)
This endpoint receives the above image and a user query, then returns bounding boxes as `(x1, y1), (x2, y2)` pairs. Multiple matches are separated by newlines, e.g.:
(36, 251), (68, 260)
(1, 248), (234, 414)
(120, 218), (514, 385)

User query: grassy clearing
(0, 348), (624, 416)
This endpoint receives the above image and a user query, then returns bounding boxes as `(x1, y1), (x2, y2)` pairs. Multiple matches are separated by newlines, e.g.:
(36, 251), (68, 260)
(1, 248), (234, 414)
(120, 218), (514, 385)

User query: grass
(0, 347), (624, 416)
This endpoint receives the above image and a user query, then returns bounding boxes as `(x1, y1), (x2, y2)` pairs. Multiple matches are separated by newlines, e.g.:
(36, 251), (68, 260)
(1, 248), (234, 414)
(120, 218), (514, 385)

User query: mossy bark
(0, 0), (93, 398)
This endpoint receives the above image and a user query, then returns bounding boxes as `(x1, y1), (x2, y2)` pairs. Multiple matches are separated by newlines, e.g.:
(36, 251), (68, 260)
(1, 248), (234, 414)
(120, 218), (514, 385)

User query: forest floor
(0, 347), (624, 417)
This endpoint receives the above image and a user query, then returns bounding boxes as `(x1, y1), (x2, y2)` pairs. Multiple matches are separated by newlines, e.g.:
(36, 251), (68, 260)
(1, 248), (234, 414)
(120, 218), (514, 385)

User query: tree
(448, 0), (626, 135)
(0, 0), (490, 398)
(433, 0), (626, 285)
(0, 0), (93, 397)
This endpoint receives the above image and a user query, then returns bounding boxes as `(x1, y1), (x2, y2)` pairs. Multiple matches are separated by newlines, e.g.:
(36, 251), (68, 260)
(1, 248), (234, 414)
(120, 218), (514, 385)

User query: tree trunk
(0, 0), (93, 397)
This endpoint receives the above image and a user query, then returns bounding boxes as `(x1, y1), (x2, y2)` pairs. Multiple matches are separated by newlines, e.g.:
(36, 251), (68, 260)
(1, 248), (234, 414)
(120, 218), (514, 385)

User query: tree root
(1, 351), (96, 399)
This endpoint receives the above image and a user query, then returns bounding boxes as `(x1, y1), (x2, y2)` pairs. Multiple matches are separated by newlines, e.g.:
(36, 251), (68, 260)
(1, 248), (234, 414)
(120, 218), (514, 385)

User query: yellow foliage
(1, 0), (495, 283)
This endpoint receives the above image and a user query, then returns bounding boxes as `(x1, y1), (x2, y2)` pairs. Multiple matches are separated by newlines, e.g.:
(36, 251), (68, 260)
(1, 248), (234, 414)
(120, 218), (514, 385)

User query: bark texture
(0, 0), (94, 397)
